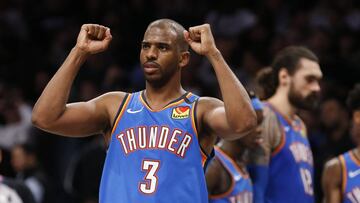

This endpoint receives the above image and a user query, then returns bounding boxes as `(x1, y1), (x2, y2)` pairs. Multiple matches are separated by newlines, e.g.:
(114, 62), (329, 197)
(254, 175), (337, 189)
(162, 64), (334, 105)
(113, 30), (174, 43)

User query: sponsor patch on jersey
(171, 106), (190, 119)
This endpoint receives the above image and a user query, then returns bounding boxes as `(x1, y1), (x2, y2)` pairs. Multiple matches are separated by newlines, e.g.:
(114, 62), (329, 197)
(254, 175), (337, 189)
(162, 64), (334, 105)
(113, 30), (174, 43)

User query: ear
(278, 68), (290, 86)
(179, 51), (190, 68)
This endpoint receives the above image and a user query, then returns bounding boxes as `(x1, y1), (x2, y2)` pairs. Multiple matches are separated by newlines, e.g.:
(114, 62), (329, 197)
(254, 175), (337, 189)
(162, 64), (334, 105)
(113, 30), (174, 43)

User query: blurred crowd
(1, 0), (360, 202)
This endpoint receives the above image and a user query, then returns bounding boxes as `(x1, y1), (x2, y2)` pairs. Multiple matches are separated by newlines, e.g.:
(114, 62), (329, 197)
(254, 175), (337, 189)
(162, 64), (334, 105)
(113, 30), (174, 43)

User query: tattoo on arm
(248, 107), (282, 165)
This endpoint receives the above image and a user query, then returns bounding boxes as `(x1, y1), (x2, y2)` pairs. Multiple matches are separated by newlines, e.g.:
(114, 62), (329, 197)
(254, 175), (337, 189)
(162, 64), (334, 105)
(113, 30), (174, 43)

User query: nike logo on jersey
(349, 169), (360, 178)
(127, 107), (144, 114)
(234, 174), (242, 181)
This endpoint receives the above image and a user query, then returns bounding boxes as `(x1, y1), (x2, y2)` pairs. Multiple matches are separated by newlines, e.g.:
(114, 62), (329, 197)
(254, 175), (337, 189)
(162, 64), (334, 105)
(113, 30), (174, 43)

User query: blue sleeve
(247, 165), (269, 203)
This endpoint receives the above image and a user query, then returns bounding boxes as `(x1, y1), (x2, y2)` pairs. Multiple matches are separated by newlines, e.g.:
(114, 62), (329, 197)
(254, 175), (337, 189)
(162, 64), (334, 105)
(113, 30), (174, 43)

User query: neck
(144, 76), (185, 110)
(268, 89), (297, 121)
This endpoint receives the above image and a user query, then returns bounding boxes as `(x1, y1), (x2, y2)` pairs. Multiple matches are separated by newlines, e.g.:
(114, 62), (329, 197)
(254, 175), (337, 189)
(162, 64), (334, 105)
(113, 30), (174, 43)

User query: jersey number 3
(139, 160), (160, 194)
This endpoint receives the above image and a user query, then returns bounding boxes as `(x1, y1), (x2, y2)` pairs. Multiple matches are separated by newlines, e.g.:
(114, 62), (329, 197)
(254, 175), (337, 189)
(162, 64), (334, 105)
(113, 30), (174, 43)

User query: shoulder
(94, 91), (129, 111)
(197, 96), (223, 108)
(98, 91), (131, 142)
(260, 105), (282, 148)
(196, 97), (223, 122)
(97, 91), (128, 102)
(325, 157), (342, 171)
(323, 157), (342, 181)
(262, 105), (277, 120)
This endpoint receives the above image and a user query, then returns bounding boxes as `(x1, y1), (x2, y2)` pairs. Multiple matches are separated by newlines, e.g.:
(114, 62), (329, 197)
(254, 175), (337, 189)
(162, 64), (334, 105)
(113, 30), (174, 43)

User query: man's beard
(288, 84), (320, 111)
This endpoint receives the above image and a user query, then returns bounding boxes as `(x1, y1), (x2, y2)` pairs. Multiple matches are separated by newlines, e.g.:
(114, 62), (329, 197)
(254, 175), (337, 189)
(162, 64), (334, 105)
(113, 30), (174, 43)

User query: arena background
(1, 0), (360, 202)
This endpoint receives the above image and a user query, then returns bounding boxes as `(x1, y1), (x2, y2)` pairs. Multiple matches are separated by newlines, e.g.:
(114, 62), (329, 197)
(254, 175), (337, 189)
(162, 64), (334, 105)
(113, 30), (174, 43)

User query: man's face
(288, 58), (322, 110)
(140, 26), (181, 86)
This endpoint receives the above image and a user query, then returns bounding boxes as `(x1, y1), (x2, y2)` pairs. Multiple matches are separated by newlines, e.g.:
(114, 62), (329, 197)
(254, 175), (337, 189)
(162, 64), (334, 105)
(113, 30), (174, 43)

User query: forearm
(32, 47), (88, 126)
(207, 50), (256, 134)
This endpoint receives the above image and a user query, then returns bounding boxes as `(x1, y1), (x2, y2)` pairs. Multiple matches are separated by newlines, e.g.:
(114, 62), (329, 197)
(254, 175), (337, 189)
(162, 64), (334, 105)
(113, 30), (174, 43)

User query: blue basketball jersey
(99, 91), (211, 203)
(265, 104), (314, 203)
(209, 147), (253, 203)
(339, 150), (360, 203)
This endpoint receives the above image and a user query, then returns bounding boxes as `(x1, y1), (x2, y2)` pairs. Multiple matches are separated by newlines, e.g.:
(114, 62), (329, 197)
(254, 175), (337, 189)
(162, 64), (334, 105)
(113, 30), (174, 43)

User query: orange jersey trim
(191, 100), (198, 138)
(190, 99), (205, 168)
(201, 150), (208, 168)
(339, 155), (347, 194)
(215, 146), (249, 178)
(271, 126), (286, 157)
(209, 148), (236, 199)
(209, 146), (249, 199)
(110, 94), (132, 135)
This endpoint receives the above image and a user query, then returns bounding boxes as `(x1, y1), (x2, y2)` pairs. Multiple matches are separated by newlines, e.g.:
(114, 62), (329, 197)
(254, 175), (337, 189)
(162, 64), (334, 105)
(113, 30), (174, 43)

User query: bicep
(322, 159), (342, 203)
(48, 101), (107, 136)
(205, 106), (232, 135)
(39, 92), (124, 137)
(198, 97), (237, 140)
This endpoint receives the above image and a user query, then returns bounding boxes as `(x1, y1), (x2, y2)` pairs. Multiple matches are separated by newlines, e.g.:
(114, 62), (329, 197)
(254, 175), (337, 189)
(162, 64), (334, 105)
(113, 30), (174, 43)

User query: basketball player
(322, 83), (360, 203)
(248, 46), (322, 203)
(206, 93), (264, 203)
(31, 19), (257, 203)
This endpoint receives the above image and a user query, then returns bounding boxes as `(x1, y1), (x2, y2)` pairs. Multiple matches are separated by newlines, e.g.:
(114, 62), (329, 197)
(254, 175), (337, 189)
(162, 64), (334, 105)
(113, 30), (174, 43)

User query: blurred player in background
(248, 46), (322, 203)
(322, 83), (360, 203)
(206, 92), (264, 203)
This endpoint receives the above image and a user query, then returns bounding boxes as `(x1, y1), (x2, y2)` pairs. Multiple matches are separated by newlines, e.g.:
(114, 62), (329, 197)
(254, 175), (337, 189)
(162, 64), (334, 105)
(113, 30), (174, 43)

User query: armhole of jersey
(271, 124), (286, 157)
(109, 93), (131, 135)
(191, 98), (199, 137)
(339, 155), (347, 195)
(192, 98), (215, 171)
(209, 155), (236, 199)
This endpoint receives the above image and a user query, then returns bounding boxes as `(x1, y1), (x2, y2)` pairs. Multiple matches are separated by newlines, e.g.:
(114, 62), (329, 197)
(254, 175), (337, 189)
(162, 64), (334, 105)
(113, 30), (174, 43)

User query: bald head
(146, 19), (189, 52)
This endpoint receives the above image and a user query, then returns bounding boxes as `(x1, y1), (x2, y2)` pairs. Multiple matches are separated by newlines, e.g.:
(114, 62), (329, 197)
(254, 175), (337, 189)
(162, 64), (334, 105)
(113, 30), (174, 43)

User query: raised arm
(31, 24), (123, 137)
(322, 158), (342, 203)
(247, 106), (282, 203)
(184, 24), (256, 140)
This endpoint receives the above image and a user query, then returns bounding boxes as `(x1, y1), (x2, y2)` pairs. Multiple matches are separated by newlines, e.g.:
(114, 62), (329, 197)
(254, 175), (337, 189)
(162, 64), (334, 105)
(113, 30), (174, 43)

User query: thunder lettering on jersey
(339, 150), (360, 203)
(209, 147), (253, 203)
(265, 103), (314, 203)
(99, 91), (211, 203)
